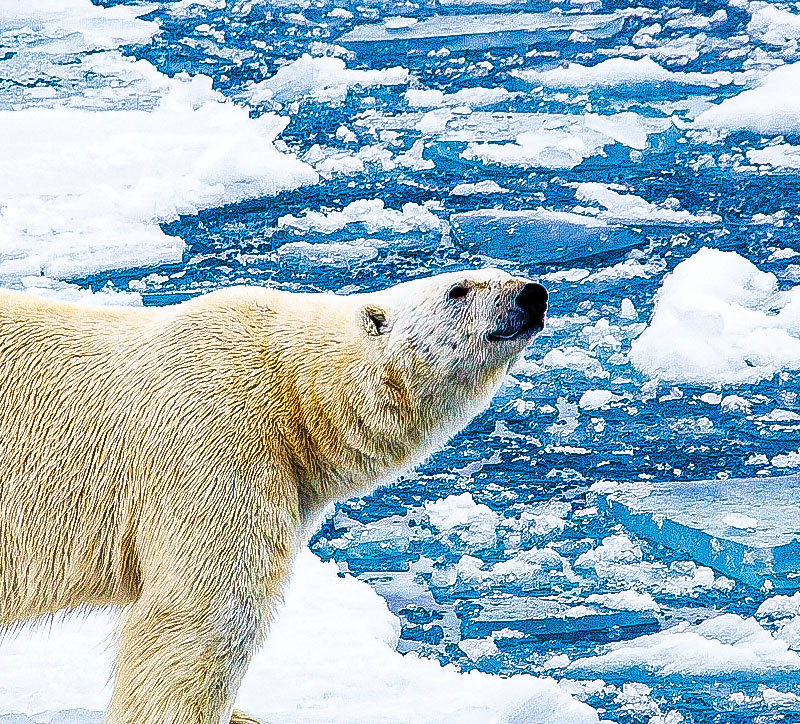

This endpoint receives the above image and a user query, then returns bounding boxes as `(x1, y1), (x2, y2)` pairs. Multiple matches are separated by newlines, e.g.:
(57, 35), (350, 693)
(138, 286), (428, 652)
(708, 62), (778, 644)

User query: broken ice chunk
(723, 513), (758, 531)
(423, 493), (500, 552)
(450, 209), (642, 264)
(566, 614), (800, 679)
(597, 475), (800, 591)
(463, 595), (658, 639)
(338, 12), (625, 52)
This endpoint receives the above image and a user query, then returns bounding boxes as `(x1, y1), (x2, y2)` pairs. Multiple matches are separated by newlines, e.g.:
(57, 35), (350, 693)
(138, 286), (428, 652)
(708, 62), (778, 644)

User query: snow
(542, 347), (610, 379)
(0, 87), (316, 280)
(576, 534), (643, 568)
(424, 493), (500, 551)
(747, 3), (800, 48)
(694, 62), (800, 134)
(514, 56), (736, 88)
(757, 593), (800, 620)
(723, 513), (758, 530)
(585, 591), (660, 613)
(630, 247), (800, 384)
(246, 54), (409, 105)
(0, 551), (599, 724)
(579, 389), (615, 410)
(431, 548), (575, 594)
(4, 0), (160, 52)
(567, 614), (800, 677)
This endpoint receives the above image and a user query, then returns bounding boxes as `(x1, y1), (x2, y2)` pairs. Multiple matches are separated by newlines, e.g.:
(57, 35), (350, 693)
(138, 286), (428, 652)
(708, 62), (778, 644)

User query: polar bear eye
(448, 285), (469, 300)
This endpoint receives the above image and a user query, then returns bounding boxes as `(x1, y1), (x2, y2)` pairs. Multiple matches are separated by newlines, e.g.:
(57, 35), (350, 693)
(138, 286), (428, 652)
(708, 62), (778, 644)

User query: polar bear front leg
(106, 582), (265, 724)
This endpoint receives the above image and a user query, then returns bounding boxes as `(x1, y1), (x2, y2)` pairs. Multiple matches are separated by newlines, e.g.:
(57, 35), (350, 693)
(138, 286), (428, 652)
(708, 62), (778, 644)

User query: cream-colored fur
(0, 269), (543, 724)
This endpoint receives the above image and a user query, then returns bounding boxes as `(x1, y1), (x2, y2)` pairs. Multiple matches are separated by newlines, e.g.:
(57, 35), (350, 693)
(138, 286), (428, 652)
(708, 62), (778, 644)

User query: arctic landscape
(2, 0), (800, 722)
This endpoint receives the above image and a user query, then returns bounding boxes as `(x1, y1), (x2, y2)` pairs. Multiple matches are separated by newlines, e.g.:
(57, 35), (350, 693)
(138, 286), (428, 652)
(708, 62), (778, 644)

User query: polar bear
(0, 268), (547, 724)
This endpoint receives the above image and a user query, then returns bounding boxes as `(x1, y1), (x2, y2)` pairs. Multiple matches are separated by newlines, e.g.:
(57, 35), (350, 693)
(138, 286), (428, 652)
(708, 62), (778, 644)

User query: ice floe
(338, 11), (626, 52)
(450, 180), (510, 196)
(596, 475), (800, 591)
(514, 56), (737, 89)
(461, 112), (656, 169)
(405, 86), (511, 109)
(747, 143), (800, 169)
(567, 614), (800, 678)
(451, 209), (641, 264)
(277, 199), (443, 235)
(630, 247), (800, 384)
(246, 53), (409, 105)
(746, 2), (800, 50)
(0, 551), (599, 724)
(573, 183), (720, 226)
(694, 62), (800, 134)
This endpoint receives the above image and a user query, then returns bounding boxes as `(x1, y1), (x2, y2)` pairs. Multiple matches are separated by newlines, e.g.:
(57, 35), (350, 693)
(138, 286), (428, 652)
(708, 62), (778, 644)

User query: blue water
(72, 0), (800, 720)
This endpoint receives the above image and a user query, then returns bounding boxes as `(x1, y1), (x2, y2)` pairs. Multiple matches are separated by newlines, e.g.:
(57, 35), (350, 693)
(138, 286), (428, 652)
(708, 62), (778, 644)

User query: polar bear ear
(360, 304), (390, 336)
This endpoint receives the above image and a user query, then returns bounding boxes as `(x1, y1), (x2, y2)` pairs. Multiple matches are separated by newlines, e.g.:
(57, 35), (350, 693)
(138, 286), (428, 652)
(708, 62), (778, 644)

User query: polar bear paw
(231, 710), (264, 724)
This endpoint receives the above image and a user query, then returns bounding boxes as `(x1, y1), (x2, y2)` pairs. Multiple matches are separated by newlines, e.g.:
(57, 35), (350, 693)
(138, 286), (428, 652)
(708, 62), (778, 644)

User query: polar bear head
(350, 268), (547, 449)
(359, 267), (546, 381)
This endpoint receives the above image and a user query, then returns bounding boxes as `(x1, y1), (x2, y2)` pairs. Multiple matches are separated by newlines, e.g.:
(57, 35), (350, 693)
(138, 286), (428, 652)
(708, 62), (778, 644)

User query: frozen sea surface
(3, 0), (800, 721)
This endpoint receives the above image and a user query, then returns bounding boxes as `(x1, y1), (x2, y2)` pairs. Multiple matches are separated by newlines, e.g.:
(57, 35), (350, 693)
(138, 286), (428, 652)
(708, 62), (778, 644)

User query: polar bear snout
(517, 282), (548, 327)
(487, 281), (548, 342)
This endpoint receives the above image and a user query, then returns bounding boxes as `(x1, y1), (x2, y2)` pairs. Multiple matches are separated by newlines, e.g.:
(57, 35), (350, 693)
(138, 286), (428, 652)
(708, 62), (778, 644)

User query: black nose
(516, 283), (548, 316)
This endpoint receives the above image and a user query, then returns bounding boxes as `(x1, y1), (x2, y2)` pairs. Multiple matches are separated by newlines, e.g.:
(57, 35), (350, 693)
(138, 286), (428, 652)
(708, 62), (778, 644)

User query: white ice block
(597, 476), (800, 592)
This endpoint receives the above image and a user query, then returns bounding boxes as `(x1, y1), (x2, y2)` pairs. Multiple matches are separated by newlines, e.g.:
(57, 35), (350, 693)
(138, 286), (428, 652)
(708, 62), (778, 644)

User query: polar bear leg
(105, 585), (265, 724)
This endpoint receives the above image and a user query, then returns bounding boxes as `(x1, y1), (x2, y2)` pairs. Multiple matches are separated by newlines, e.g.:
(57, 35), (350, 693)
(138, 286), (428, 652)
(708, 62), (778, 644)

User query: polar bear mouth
(487, 317), (543, 342)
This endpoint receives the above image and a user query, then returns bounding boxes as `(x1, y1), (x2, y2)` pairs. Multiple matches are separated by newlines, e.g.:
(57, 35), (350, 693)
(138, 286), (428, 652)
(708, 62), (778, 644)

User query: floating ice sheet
(355, 110), (668, 151)
(513, 56), (738, 89)
(566, 613), (800, 679)
(596, 476), (800, 592)
(574, 183), (721, 226)
(338, 12), (625, 52)
(464, 595), (659, 639)
(451, 209), (642, 264)
(246, 54), (409, 105)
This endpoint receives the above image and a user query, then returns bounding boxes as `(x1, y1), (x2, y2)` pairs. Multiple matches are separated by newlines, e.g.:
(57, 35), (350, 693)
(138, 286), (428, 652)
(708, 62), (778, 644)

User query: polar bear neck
(236, 289), (509, 518)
